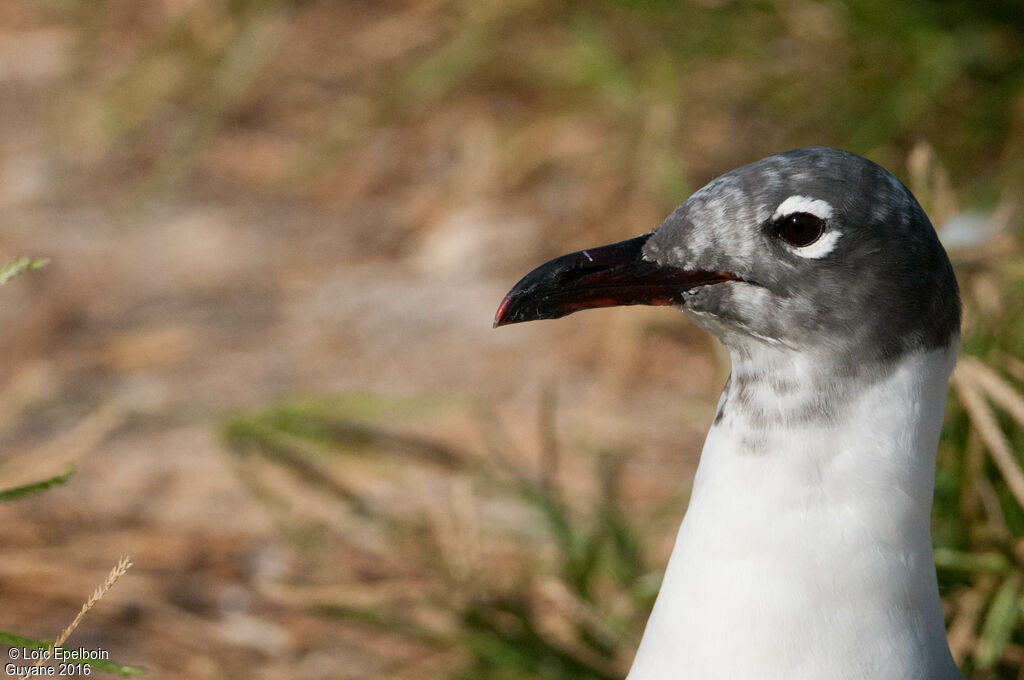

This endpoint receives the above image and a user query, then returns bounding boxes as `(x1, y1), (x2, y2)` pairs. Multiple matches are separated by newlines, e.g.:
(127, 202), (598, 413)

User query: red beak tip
(494, 294), (513, 328)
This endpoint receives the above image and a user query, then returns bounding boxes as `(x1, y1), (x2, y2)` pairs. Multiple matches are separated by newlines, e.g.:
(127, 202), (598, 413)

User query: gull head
(495, 147), (960, 365)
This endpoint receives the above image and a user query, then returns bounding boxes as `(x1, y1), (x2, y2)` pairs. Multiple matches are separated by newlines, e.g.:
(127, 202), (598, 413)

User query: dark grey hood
(497, 147), (961, 367)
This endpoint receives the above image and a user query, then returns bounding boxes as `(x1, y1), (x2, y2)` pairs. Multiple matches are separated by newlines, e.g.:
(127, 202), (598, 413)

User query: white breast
(627, 342), (964, 680)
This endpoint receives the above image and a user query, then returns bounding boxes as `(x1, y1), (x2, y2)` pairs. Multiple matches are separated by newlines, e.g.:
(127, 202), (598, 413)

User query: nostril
(559, 262), (615, 283)
(580, 263), (617, 276)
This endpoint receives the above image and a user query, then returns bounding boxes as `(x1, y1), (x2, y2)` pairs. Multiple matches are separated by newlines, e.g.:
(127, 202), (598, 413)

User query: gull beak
(494, 233), (740, 327)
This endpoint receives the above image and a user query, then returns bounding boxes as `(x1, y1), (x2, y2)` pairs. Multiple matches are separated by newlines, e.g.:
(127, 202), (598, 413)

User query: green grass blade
(933, 548), (1011, 574)
(0, 631), (50, 650)
(0, 257), (48, 286)
(976, 572), (1022, 669)
(0, 463), (76, 503)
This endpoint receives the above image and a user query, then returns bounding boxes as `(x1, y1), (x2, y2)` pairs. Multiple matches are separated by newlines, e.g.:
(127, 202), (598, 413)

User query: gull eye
(776, 212), (825, 247)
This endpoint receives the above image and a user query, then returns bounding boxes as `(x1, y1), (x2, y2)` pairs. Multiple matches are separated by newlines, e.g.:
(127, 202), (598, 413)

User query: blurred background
(0, 0), (1022, 678)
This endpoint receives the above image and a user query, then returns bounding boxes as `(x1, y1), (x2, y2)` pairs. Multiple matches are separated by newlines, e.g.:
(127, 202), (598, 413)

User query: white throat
(627, 340), (963, 680)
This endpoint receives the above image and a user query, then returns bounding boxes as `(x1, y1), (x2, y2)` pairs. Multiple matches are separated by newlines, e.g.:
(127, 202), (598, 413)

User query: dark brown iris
(776, 213), (826, 247)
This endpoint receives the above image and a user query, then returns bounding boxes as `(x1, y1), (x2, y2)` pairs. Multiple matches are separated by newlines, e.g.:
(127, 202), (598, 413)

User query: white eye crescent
(773, 196), (841, 259)
(773, 195), (834, 221)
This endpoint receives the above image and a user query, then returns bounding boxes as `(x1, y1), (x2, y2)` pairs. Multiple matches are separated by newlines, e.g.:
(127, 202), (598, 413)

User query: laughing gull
(495, 147), (964, 680)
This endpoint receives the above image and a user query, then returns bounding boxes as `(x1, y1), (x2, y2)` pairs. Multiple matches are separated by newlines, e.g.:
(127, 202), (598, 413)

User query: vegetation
(54, 0), (1022, 211)
(195, 0), (1024, 676)
(0, 259), (142, 677)
(225, 393), (662, 679)
(225, 182), (1024, 676)
(22, 0), (1024, 677)
(934, 212), (1024, 677)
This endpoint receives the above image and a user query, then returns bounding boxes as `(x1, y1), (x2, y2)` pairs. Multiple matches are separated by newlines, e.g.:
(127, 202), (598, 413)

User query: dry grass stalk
(23, 556), (133, 679)
(424, 475), (483, 589)
(952, 365), (1024, 509)
(977, 476), (1011, 541)
(538, 385), (560, 495)
(533, 577), (626, 676)
(37, 400), (128, 462)
(998, 351), (1024, 383)
(535, 576), (637, 650)
(1000, 641), (1024, 665)
(963, 356), (1024, 428)
(7, 399), (127, 489)
(961, 425), (985, 523)
(946, 577), (994, 663)
(908, 141), (957, 226)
